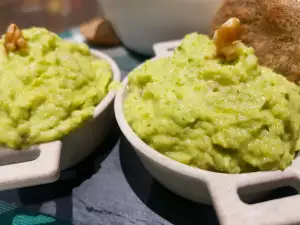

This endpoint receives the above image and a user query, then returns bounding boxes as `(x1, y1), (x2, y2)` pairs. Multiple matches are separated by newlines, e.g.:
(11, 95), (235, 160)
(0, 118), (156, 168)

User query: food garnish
(4, 24), (27, 54)
(213, 17), (241, 61)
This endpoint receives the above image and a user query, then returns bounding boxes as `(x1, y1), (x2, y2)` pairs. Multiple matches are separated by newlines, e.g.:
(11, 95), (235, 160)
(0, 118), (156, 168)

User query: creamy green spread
(124, 33), (300, 173)
(0, 27), (112, 149)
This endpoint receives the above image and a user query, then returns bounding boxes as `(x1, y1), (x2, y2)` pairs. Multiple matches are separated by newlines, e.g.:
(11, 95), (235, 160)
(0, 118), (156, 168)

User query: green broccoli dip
(124, 33), (300, 173)
(0, 27), (112, 149)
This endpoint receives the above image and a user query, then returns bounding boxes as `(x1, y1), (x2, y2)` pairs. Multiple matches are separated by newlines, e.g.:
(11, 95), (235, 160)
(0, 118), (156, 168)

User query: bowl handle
(0, 141), (61, 191)
(208, 170), (300, 225)
(153, 40), (181, 57)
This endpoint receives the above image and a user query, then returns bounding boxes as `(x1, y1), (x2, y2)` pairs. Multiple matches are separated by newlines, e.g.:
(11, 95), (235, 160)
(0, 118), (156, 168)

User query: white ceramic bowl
(115, 45), (300, 225)
(98, 0), (222, 55)
(0, 49), (121, 191)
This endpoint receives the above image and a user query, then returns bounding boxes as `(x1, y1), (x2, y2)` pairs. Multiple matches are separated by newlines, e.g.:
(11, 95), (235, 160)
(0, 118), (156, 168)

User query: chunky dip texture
(0, 27), (112, 149)
(124, 33), (300, 173)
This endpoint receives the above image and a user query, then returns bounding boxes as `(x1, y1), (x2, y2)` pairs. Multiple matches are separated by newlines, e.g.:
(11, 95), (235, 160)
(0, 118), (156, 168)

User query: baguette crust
(212, 0), (300, 82)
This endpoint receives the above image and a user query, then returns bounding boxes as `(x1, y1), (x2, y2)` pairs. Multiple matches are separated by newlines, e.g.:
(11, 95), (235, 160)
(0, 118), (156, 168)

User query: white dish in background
(153, 40), (181, 57)
(114, 41), (300, 225)
(98, 0), (222, 55)
(0, 49), (121, 191)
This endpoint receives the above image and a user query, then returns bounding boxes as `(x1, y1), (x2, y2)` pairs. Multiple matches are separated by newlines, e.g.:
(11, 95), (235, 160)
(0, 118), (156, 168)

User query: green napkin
(0, 201), (73, 225)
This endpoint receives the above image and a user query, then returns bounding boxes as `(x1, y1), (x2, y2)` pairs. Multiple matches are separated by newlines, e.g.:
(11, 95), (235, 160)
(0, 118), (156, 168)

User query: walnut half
(4, 24), (27, 53)
(213, 18), (241, 61)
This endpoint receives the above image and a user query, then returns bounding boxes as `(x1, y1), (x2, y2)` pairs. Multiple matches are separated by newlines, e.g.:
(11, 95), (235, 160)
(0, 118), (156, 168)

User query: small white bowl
(0, 49), (121, 191)
(115, 55), (300, 225)
(98, 0), (222, 55)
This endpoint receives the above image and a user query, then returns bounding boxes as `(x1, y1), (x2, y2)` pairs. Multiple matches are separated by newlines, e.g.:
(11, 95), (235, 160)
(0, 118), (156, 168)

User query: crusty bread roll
(212, 0), (300, 82)
(80, 18), (120, 46)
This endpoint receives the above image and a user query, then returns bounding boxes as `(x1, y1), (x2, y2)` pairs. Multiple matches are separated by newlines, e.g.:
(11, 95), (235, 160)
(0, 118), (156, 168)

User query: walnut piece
(213, 18), (241, 61)
(4, 24), (27, 53)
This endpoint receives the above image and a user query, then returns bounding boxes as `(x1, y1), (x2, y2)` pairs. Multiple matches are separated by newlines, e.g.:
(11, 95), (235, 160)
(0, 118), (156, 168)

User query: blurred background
(0, 0), (221, 55)
(0, 0), (100, 33)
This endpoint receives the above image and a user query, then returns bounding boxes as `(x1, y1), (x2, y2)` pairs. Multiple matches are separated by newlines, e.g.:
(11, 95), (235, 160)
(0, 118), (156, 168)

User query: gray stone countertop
(0, 129), (219, 225)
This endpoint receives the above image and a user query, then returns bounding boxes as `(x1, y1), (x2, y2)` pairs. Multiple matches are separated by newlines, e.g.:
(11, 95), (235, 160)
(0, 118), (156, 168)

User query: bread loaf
(80, 18), (120, 46)
(212, 0), (300, 82)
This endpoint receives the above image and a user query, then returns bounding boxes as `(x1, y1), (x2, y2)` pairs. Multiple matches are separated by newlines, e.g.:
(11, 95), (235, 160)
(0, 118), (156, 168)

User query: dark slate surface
(0, 128), (219, 225)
